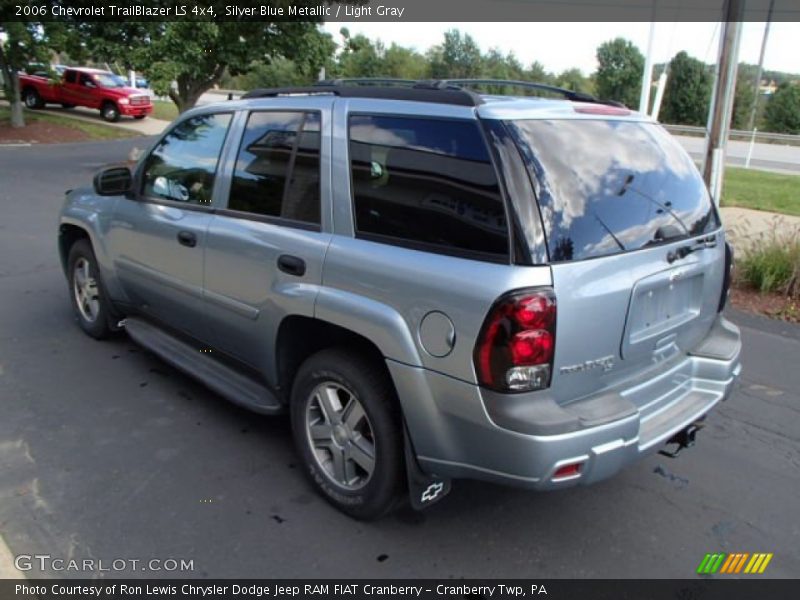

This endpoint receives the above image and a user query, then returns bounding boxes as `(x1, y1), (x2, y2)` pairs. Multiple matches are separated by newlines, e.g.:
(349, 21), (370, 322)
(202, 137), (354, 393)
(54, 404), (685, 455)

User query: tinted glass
(349, 115), (508, 258)
(508, 119), (720, 262)
(64, 70), (76, 84)
(228, 111), (321, 224)
(142, 113), (232, 206)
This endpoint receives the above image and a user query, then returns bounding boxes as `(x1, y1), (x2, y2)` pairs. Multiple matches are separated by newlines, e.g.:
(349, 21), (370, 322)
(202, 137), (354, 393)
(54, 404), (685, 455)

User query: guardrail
(663, 124), (800, 146)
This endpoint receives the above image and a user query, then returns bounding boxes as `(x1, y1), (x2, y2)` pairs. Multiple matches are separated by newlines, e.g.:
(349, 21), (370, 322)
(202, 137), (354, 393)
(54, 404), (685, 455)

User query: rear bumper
(392, 314), (741, 490)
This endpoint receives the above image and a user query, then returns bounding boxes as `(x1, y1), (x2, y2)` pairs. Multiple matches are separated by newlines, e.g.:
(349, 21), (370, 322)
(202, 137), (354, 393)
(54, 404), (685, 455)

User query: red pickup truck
(20, 67), (153, 122)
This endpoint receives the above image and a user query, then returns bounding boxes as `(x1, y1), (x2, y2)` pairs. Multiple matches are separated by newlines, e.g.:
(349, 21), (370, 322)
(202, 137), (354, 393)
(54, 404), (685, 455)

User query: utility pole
(702, 0), (744, 205)
(639, 18), (657, 114)
(747, 0), (775, 131)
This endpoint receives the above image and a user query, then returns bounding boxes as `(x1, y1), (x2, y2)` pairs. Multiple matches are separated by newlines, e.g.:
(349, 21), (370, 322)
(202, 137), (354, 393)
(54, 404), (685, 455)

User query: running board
(122, 317), (283, 414)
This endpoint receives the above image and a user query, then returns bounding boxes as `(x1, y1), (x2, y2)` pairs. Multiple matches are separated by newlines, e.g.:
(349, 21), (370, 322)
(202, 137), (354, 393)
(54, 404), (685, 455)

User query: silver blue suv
(58, 79), (742, 519)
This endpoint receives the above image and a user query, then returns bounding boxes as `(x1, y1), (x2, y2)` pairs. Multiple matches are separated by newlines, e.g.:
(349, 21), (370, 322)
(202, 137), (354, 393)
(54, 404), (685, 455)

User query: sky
(322, 22), (800, 76)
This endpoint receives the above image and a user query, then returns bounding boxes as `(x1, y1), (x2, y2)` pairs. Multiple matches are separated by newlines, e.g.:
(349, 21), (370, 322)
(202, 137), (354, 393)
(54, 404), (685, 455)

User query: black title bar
(4, 0), (800, 22)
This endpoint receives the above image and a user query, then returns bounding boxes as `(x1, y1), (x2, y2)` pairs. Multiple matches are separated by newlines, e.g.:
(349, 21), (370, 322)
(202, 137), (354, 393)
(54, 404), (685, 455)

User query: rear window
(507, 119), (720, 262)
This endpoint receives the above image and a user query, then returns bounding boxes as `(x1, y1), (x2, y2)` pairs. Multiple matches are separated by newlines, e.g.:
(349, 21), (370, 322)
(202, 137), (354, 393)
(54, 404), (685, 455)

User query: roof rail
(241, 84), (482, 107)
(315, 78), (420, 87)
(241, 78), (626, 108)
(436, 79), (601, 103)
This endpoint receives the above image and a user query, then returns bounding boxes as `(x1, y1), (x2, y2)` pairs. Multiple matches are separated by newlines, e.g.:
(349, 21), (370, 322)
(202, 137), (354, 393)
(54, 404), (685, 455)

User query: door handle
(277, 254), (306, 277)
(177, 230), (197, 248)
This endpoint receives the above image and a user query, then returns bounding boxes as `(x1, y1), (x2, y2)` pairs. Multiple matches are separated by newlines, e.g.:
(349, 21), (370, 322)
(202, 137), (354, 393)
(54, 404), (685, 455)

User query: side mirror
(94, 166), (132, 196)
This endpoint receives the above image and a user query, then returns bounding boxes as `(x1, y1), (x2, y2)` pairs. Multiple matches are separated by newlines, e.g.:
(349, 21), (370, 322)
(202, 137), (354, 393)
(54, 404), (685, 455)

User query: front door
(106, 111), (234, 340)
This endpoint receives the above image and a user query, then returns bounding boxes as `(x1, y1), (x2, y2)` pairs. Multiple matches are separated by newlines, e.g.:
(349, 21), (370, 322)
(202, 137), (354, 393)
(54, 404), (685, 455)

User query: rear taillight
(718, 241), (733, 312)
(474, 288), (556, 393)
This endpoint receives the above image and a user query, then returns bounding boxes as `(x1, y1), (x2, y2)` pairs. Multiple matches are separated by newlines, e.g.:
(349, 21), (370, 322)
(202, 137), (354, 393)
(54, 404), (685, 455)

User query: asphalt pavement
(0, 139), (798, 579)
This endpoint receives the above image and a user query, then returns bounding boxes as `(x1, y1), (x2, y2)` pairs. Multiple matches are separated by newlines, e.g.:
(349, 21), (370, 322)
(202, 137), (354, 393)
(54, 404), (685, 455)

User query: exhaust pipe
(659, 420), (705, 458)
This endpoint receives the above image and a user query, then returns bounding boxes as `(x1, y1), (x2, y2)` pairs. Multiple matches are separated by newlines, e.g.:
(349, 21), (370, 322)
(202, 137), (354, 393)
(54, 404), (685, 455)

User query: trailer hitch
(658, 421), (704, 458)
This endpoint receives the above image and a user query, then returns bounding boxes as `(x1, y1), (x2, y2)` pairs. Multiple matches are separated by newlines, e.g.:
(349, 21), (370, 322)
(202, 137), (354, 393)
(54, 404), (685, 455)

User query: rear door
(202, 98), (333, 382)
(506, 117), (725, 406)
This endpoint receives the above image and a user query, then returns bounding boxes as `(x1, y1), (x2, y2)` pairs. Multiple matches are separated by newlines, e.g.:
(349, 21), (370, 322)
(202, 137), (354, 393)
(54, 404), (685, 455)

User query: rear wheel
(133, 115), (146, 120)
(101, 102), (120, 122)
(67, 240), (113, 339)
(61, 103), (75, 109)
(23, 88), (43, 109)
(290, 349), (405, 520)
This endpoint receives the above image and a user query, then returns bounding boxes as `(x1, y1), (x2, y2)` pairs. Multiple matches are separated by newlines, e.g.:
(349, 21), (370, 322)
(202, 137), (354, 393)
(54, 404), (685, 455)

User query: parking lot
(0, 138), (798, 579)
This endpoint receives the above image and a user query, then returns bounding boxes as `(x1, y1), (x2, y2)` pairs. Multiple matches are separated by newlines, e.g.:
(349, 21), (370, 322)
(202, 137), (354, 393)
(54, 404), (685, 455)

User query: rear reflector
(552, 463), (582, 480)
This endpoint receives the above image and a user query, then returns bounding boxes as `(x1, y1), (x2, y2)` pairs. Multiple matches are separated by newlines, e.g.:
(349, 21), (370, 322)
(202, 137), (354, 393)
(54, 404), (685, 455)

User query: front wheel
(61, 103), (75, 109)
(67, 240), (114, 339)
(133, 115), (146, 120)
(290, 349), (405, 520)
(101, 102), (120, 122)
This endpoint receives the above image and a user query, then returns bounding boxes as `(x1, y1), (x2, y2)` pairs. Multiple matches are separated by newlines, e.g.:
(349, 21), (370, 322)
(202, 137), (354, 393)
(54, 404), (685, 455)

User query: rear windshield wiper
(667, 235), (718, 263)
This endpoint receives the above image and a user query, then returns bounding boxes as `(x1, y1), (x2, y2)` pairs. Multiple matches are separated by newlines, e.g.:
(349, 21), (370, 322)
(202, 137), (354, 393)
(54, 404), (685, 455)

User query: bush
(735, 223), (800, 298)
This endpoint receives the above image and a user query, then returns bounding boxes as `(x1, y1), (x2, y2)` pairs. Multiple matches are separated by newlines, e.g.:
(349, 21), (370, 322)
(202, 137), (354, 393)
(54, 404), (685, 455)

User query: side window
(228, 111), (321, 225)
(64, 70), (76, 84)
(141, 113), (232, 206)
(79, 73), (93, 87)
(349, 115), (508, 259)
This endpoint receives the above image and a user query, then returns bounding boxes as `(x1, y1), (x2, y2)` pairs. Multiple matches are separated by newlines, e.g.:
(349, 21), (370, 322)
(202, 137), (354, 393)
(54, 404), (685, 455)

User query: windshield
(507, 119), (720, 262)
(93, 72), (126, 88)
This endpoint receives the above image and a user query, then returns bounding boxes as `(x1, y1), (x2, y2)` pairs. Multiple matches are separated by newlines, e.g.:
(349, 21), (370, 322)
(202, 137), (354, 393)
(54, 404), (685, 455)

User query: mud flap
(403, 423), (451, 510)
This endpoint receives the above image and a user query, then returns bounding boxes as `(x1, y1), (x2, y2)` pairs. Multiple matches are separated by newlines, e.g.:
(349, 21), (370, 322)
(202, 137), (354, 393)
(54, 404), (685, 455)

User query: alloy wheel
(305, 382), (376, 490)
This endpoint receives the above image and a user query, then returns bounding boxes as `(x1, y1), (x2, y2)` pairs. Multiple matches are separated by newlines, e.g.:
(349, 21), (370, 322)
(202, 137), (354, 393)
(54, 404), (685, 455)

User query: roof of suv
(224, 79), (651, 122)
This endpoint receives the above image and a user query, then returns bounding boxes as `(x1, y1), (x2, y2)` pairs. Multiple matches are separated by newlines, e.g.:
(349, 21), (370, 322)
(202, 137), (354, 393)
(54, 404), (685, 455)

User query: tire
(67, 239), (114, 339)
(290, 349), (405, 520)
(101, 102), (120, 122)
(133, 115), (146, 120)
(61, 103), (75, 109)
(23, 88), (43, 109)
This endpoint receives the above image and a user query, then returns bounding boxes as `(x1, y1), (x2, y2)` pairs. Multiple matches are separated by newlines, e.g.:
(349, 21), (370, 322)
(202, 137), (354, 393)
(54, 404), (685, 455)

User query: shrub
(735, 222), (800, 298)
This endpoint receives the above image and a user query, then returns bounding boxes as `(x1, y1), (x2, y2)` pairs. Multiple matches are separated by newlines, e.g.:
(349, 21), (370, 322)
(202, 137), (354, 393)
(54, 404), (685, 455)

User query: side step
(123, 317), (283, 415)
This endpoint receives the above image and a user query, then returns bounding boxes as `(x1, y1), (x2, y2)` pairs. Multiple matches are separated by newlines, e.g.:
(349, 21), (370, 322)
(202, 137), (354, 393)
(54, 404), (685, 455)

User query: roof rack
(436, 79), (600, 103)
(242, 78), (625, 108)
(242, 82), (482, 106)
(316, 78), (420, 87)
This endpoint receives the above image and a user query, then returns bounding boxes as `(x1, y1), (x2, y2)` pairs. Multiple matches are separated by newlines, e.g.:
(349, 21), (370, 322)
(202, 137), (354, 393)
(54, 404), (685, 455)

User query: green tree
(482, 48), (525, 81)
(660, 51), (712, 126)
(764, 83), (800, 134)
(56, 7), (336, 113)
(594, 37), (644, 107)
(524, 61), (555, 84)
(731, 73), (756, 130)
(0, 22), (50, 128)
(428, 29), (482, 79)
(335, 29), (384, 78)
(382, 44), (428, 80)
(556, 68), (592, 94)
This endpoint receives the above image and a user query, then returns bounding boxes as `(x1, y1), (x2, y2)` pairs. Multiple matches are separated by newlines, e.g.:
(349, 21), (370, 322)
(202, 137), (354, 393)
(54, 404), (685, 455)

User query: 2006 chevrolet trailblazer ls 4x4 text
(57, 79), (741, 519)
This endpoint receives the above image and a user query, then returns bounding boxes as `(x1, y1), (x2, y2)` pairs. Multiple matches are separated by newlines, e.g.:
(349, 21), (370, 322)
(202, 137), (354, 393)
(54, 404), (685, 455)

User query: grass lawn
(722, 167), (800, 217)
(151, 100), (179, 122)
(0, 106), (141, 141)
